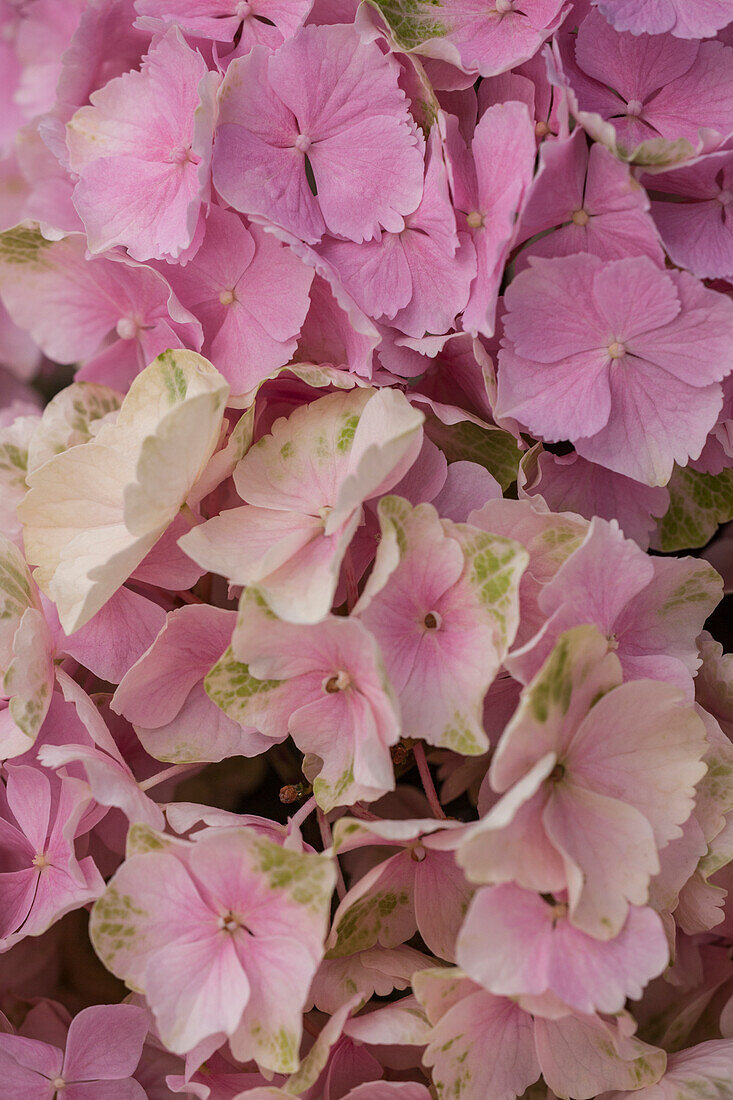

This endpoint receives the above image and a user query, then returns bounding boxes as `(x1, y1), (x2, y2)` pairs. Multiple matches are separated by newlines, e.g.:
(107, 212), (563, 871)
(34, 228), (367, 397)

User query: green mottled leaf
(652, 466), (733, 552)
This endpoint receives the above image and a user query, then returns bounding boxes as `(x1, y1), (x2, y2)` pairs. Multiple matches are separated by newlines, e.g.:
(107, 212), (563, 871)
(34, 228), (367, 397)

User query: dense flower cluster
(1, 1), (733, 1097)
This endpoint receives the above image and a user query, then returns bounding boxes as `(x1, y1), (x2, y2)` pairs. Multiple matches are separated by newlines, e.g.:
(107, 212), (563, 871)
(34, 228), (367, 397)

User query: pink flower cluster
(1, 1), (733, 1097)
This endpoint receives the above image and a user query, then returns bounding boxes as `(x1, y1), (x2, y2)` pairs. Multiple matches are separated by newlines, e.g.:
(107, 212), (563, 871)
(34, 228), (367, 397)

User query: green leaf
(652, 466), (733, 552)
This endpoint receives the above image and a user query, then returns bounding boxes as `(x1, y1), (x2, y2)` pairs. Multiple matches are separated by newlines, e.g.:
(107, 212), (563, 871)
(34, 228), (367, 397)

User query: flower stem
(414, 741), (446, 819)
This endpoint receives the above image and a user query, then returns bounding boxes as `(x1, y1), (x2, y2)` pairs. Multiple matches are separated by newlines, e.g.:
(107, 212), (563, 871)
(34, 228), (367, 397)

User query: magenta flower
(515, 128), (665, 268)
(566, 11), (733, 155)
(0, 1003), (148, 1099)
(134, 0), (311, 51)
(496, 253), (733, 485)
(594, 0), (733, 39)
(212, 25), (424, 244)
(644, 149), (733, 280)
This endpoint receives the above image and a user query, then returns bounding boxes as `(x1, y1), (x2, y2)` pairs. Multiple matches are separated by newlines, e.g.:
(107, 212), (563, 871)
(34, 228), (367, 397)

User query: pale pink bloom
(207, 591), (401, 810)
(644, 150), (733, 280)
(457, 884), (668, 1015)
(443, 101), (536, 337)
(567, 11), (733, 154)
(519, 447), (669, 550)
(164, 205), (313, 398)
(506, 516), (722, 698)
(90, 827), (335, 1068)
(113, 604), (269, 764)
(606, 1039), (733, 1098)
(212, 25), (424, 244)
(356, 497), (527, 753)
(459, 624), (708, 938)
(515, 129), (665, 268)
(19, 351), (228, 634)
(414, 967), (665, 1100)
(0, 536), (55, 760)
(0, 764), (104, 950)
(329, 816), (471, 961)
(66, 28), (219, 262)
(496, 253), (733, 486)
(0, 2), (23, 157)
(11, 0), (86, 124)
(320, 131), (476, 338)
(0, 232), (202, 391)
(381, 0), (568, 78)
(179, 388), (423, 623)
(0, 1004), (148, 1099)
(135, 0), (311, 51)
(594, 0), (733, 39)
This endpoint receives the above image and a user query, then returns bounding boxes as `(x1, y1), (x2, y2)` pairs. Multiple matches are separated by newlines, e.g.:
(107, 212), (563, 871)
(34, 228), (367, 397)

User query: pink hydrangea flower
(515, 128), (665, 268)
(566, 11), (733, 155)
(212, 25), (424, 244)
(644, 149), (733, 280)
(112, 604), (269, 764)
(444, 100), (536, 337)
(593, 0), (733, 39)
(134, 0), (312, 51)
(0, 230), (202, 391)
(459, 624), (708, 938)
(161, 205), (313, 399)
(496, 253), (733, 485)
(414, 967), (665, 1100)
(320, 131), (475, 338)
(206, 590), (401, 810)
(380, 0), (569, 79)
(0, 764), (104, 949)
(506, 516), (722, 697)
(179, 388), (423, 623)
(90, 826), (335, 1068)
(457, 883), (669, 1015)
(66, 27), (219, 261)
(0, 1003), (148, 1099)
(329, 816), (472, 961)
(356, 496), (527, 753)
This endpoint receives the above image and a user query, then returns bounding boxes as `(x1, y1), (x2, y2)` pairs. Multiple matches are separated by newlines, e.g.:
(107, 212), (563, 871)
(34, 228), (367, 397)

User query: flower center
(235, 0), (252, 16)
(51, 1079), (66, 1092)
(323, 670), (351, 693)
(218, 288), (236, 305)
(625, 99), (643, 117)
(549, 763), (565, 783)
(717, 189), (733, 206)
(495, 0), (514, 12)
(115, 317), (138, 340)
(466, 210), (484, 229)
(169, 144), (196, 166)
(294, 133), (312, 154)
(32, 851), (51, 869)
(535, 120), (549, 138)
(571, 208), (590, 226)
(607, 341), (626, 360)
(410, 843), (427, 862)
(218, 912), (241, 933)
(423, 611), (442, 630)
